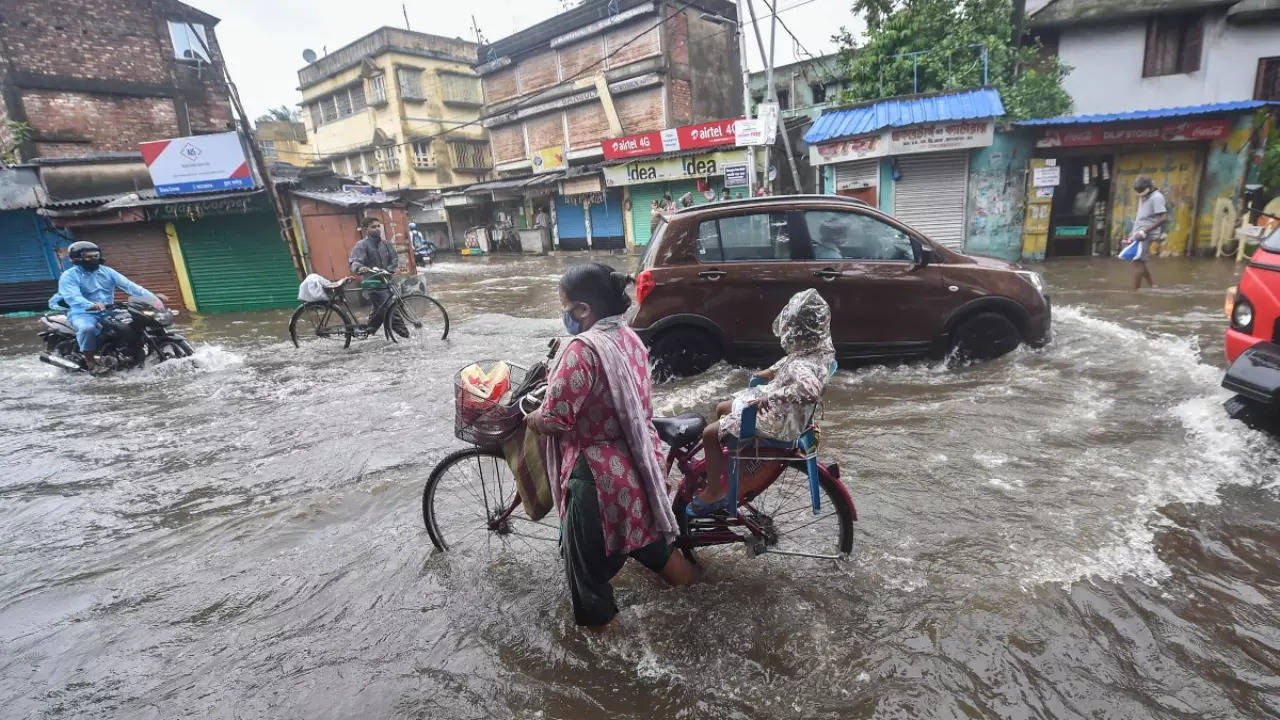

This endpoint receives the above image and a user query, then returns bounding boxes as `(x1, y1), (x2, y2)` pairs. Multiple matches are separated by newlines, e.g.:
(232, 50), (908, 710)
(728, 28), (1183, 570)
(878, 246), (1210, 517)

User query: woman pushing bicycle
(524, 263), (700, 630)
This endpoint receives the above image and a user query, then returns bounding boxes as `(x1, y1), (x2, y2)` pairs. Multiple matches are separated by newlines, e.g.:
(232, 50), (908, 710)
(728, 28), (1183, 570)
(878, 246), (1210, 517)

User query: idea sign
(139, 131), (254, 196)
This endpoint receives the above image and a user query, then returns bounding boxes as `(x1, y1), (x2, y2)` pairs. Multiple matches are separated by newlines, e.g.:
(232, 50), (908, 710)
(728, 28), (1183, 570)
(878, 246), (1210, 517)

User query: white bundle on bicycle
(298, 273), (343, 302)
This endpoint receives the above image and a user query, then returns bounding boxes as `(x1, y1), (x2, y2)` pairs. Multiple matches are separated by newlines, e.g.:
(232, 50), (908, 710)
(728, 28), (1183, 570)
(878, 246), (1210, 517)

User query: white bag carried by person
(298, 273), (340, 302)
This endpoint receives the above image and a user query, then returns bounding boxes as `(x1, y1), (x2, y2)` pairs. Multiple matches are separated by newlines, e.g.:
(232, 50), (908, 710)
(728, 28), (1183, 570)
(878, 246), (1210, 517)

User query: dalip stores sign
(139, 131), (255, 196)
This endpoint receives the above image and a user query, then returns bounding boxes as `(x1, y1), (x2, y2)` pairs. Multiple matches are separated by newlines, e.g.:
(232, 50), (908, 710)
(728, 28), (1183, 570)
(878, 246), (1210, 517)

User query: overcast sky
(190, 0), (862, 119)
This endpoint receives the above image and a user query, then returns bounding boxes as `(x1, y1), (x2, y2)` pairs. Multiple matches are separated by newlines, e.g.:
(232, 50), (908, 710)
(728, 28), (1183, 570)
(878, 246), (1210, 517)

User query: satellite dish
(302, 48), (318, 63)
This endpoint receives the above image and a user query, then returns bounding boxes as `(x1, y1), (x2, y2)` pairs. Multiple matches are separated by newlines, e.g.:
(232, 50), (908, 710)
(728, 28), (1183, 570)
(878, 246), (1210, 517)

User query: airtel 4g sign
(603, 150), (748, 187)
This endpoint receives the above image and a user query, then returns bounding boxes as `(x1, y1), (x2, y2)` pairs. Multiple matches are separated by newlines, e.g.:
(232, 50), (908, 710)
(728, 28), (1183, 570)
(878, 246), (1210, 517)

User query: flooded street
(2, 254), (1276, 719)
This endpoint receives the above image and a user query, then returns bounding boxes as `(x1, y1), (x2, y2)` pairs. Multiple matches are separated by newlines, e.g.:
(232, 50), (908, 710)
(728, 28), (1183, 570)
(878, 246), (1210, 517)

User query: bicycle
(288, 268), (450, 349)
(421, 341), (856, 566)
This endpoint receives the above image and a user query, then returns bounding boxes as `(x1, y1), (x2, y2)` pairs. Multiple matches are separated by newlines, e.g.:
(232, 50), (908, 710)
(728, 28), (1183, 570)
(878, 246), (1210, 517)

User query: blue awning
(804, 88), (1005, 144)
(1015, 99), (1277, 126)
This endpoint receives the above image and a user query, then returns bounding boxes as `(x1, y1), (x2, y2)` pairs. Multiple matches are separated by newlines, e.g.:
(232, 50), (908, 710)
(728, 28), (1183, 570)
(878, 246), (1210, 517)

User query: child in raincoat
(687, 289), (836, 516)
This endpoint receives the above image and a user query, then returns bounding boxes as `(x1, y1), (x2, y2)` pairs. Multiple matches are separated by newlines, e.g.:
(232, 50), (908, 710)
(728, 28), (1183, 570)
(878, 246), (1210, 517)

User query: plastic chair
(726, 360), (838, 517)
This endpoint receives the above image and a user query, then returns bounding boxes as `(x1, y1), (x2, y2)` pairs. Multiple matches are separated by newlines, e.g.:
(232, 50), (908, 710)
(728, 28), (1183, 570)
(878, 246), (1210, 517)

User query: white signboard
(139, 131), (254, 196)
(734, 118), (766, 147)
(810, 120), (995, 166)
(603, 150), (748, 187)
(1033, 165), (1061, 187)
(757, 102), (779, 144)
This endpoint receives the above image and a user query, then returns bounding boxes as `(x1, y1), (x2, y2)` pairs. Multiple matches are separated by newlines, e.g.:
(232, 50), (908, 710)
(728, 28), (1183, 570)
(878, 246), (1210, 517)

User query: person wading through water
(525, 263), (700, 630)
(1124, 176), (1168, 290)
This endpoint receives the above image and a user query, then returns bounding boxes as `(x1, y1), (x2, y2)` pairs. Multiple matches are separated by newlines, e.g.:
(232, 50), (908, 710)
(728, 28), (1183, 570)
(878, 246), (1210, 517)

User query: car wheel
(947, 311), (1021, 367)
(650, 327), (722, 379)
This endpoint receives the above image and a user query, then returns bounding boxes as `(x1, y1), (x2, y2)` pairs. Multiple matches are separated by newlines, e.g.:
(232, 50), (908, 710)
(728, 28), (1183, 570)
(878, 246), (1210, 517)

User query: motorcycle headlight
(1231, 296), (1254, 332)
(1016, 270), (1045, 295)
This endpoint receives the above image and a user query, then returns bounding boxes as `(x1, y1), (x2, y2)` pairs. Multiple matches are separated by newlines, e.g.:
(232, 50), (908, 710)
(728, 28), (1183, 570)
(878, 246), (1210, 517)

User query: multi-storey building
(296, 28), (491, 191)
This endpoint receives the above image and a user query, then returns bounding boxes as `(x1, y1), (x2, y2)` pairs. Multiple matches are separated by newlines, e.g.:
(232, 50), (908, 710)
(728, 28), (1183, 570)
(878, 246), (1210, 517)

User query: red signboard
(602, 117), (743, 160)
(1035, 118), (1232, 148)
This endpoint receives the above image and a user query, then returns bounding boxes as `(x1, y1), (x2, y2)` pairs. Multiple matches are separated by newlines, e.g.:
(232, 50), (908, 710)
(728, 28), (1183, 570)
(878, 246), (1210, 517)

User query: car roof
(668, 194), (872, 218)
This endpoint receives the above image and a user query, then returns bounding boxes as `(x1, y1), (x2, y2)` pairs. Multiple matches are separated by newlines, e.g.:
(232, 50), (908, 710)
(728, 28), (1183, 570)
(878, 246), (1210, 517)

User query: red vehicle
(1222, 220), (1280, 431)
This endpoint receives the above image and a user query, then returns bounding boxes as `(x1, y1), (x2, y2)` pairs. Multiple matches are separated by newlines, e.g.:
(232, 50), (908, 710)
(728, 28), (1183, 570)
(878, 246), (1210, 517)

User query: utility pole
(737, 0), (756, 195)
(187, 23), (305, 279)
(748, 0), (803, 194)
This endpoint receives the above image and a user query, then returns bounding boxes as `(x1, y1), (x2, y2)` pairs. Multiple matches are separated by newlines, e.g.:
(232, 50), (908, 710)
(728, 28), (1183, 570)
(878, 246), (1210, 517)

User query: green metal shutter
(177, 212), (300, 312)
(629, 183), (666, 247)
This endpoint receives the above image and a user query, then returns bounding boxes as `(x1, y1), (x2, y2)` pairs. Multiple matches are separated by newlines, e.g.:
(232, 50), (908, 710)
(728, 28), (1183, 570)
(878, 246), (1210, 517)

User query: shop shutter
(555, 196), (588, 250)
(629, 183), (667, 246)
(589, 189), (625, 249)
(87, 223), (186, 310)
(834, 159), (878, 192)
(178, 212), (300, 312)
(0, 210), (56, 283)
(893, 152), (969, 250)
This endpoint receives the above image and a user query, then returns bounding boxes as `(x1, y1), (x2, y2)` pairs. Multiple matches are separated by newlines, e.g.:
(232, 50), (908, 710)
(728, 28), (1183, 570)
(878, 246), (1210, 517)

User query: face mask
(81, 257), (102, 271)
(562, 310), (582, 335)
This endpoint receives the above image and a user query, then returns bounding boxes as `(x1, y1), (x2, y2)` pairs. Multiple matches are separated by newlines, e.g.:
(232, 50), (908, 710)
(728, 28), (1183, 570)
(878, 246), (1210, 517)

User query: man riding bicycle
(348, 217), (407, 336)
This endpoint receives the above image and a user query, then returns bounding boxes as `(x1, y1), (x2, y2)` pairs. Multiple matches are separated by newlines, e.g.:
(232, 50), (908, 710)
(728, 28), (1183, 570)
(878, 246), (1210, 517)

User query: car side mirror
(915, 243), (935, 268)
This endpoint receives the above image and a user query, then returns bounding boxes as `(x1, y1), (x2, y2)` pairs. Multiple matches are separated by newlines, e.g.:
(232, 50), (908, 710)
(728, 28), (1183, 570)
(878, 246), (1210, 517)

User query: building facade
(296, 28), (490, 191)
(1031, 0), (1280, 114)
(469, 0), (744, 250)
(256, 121), (317, 166)
(0, 0), (234, 161)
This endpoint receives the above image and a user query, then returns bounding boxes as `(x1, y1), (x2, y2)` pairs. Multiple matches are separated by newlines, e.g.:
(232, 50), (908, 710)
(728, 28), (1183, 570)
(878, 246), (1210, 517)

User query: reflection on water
(1, 254), (1276, 719)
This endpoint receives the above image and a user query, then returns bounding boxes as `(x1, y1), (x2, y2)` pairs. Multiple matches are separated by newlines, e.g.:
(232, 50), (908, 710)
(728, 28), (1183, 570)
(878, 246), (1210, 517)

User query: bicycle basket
(454, 360), (529, 445)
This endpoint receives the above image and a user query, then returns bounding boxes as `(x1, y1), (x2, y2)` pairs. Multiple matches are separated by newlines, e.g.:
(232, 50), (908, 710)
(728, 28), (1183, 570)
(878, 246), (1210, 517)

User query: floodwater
(1, 254), (1276, 720)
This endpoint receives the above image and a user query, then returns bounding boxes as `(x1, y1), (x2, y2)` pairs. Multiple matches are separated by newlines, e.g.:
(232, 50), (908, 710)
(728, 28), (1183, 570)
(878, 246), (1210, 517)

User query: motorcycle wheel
(151, 339), (194, 362)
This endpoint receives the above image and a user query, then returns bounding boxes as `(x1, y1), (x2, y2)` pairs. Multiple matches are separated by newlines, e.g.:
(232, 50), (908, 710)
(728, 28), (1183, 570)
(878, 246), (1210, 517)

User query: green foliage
(1260, 135), (1280, 193)
(255, 105), (300, 124)
(1, 121), (33, 164)
(834, 0), (1073, 121)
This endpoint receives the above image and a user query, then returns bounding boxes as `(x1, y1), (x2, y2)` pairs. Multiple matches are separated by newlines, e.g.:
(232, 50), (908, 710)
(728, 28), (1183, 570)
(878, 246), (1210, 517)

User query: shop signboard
(734, 118), (766, 146)
(603, 150), (748, 187)
(1034, 118), (1231, 148)
(723, 163), (749, 188)
(810, 120), (994, 165)
(139, 131), (255, 196)
(532, 146), (566, 174)
(602, 117), (743, 160)
(1033, 165), (1061, 187)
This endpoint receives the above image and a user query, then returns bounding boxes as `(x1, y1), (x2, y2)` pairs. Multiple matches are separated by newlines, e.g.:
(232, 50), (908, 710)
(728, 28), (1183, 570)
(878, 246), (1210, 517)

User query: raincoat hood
(772, 289), (834, 355)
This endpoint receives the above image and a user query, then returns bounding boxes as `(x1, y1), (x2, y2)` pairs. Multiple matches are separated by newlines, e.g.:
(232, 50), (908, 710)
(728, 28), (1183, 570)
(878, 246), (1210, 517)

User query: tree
(1, 121), (33, 165)
(833, 0), (1072, 121)
(255, 105), (300, 124)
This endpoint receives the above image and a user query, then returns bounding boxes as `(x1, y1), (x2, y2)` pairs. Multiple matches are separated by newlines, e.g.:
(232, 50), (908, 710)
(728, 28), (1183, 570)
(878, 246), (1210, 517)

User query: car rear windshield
(641, 218), (666, 269)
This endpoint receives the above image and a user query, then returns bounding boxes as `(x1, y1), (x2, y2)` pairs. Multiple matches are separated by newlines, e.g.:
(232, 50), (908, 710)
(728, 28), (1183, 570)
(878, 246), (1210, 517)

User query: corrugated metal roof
(291, 189), (400, 207)
(463, 171), (566, 194)
(804, 88), (1005, 144)
(1015, 99), (1278, 126)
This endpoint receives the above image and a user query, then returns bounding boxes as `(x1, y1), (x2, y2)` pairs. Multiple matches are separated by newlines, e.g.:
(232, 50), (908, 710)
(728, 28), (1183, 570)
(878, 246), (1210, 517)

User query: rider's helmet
(68, 241), (103, 271)
(409, 222), (417, 230)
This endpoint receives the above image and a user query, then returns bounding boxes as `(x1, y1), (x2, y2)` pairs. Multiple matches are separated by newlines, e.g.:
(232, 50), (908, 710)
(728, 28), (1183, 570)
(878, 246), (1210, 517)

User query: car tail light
(1224, 285), (1236, 320)
(636, 269), (655, 305)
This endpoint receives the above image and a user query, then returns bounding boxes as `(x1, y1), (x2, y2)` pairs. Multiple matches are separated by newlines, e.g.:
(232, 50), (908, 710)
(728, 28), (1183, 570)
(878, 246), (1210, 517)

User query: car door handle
(698, 270), (727, 280)
(812, 269), (841, 280)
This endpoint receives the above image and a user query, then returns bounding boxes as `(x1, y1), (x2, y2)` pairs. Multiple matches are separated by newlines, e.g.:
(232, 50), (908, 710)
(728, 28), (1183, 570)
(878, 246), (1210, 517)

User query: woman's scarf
(542, 315), (679, 545)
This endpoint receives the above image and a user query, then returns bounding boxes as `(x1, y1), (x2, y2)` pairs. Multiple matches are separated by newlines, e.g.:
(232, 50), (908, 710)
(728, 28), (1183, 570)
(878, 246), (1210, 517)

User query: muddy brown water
(1, 255), (1276, 719)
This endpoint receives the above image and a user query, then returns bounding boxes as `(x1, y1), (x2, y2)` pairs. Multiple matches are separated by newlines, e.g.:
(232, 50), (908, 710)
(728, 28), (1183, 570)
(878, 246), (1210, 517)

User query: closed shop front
(176, 211), (300, 312)
(588, 189), (626, 250)
(0, 210), (62, 312)
(83, 223), (186, 310)
(297, 200), (361, 280)
(1111, 148), (1202, 256)
(834, 159), (880, 205)
(555, 196), (589, 250)
(893, 152), (969, 250)
(628, 178), (730, 247)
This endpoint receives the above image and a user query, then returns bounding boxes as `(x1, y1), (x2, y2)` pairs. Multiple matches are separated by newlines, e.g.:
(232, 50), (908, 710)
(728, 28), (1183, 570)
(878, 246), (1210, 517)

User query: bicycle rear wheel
(392, 293), (450, 342)
(289, 302), (354, 349)
(676, 462), (854, 567)
(423, 446), (558, 555)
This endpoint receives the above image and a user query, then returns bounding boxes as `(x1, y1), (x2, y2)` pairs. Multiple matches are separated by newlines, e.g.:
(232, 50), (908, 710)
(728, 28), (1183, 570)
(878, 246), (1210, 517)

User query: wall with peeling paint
(1194, 113), (1258, 252)
(966, 132), (1033, 261)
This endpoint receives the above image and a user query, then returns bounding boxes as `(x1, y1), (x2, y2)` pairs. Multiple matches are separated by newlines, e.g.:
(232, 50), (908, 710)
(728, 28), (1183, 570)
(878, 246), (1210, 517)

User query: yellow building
(296, 27), (491, 190)
(255, 120), (318, 166)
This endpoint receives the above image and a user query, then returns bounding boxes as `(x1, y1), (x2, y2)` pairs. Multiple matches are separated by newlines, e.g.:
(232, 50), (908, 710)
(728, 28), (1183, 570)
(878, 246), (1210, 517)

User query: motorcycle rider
(409, 222), (436, 263)
(56, 241), (168, 372)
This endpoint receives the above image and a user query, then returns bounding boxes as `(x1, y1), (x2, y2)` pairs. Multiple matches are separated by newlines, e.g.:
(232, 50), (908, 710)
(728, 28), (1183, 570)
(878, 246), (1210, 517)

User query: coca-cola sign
(1035, 118), (1232, 148)
(602, 117), (743, 160)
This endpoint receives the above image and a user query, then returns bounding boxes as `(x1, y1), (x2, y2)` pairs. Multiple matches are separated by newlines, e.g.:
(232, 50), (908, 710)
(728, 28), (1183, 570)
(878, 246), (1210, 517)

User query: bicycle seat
(652, 412), (706, 448)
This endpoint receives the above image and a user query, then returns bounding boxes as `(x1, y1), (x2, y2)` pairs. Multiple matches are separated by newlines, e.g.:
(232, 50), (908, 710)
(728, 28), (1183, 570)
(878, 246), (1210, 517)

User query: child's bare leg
(716, 400), (733, 418)
(697, 420), (726, 503)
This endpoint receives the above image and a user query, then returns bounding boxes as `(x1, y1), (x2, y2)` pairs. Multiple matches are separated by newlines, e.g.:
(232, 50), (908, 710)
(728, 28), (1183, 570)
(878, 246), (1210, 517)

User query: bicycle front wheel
(392, 293), (450, 342)
(423, 446), (558, 555)
(289, 302), (354, 349)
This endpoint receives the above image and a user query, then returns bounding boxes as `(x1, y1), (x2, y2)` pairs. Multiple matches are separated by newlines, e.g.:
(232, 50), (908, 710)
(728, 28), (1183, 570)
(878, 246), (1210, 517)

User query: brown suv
(628, 195), (1051, 376)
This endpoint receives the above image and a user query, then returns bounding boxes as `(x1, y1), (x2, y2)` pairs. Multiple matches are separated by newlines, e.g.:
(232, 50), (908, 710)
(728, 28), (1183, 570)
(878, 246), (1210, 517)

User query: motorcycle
(38, 297), (194, 373)
(414, 243), (437, 267)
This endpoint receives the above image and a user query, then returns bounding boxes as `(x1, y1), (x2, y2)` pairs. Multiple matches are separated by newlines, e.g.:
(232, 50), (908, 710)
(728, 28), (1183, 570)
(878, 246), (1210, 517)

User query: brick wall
(489, 123), (526, 164)
(566, 102), (609, 149)
(517, 50), (559, 95)
(0, 0), (233, 158)
(483, 67), (519, 105)
(558, 36), (605, 80)
(666, 8), (690, 66)
(525, 112), (564, 152)
(616, 87), (666, 134)
(669, 78), (691, 126)
(604, 23), (661, 67)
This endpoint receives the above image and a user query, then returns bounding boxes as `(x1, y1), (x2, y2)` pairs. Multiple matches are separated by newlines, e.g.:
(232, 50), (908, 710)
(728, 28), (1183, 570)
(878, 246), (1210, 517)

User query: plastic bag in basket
(458, 362), (512, 426)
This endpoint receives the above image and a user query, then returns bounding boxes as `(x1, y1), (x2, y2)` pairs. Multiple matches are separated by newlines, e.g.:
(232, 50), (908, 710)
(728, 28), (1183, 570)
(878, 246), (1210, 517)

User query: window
(697, 212), (791, 262)
(308, 103), (322, 129)
(801, 211), (915, 262)
(320, 96), (337, 123)
(368, 74), (387, 104)
(1257, 57), (1280, 101)
(449, 142), (491, 170)
(440, 73), (482, 105)
(260, 140), (277, 161)
(168, 21), (210, 62)
(330, 160), (342, 174)
(335, 90), (352, 117)
(1143, 14), (1203, 77)
(776, 89), (790, 110)
(350, 84), (367, 112)
(412, 141), (432, 168)
(398, 67), (425, 101)
(376, 146), (400, 173)
(810, 83), (826, 104)
(358, 152), (371, 174)
(310, 86), (367, 126)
